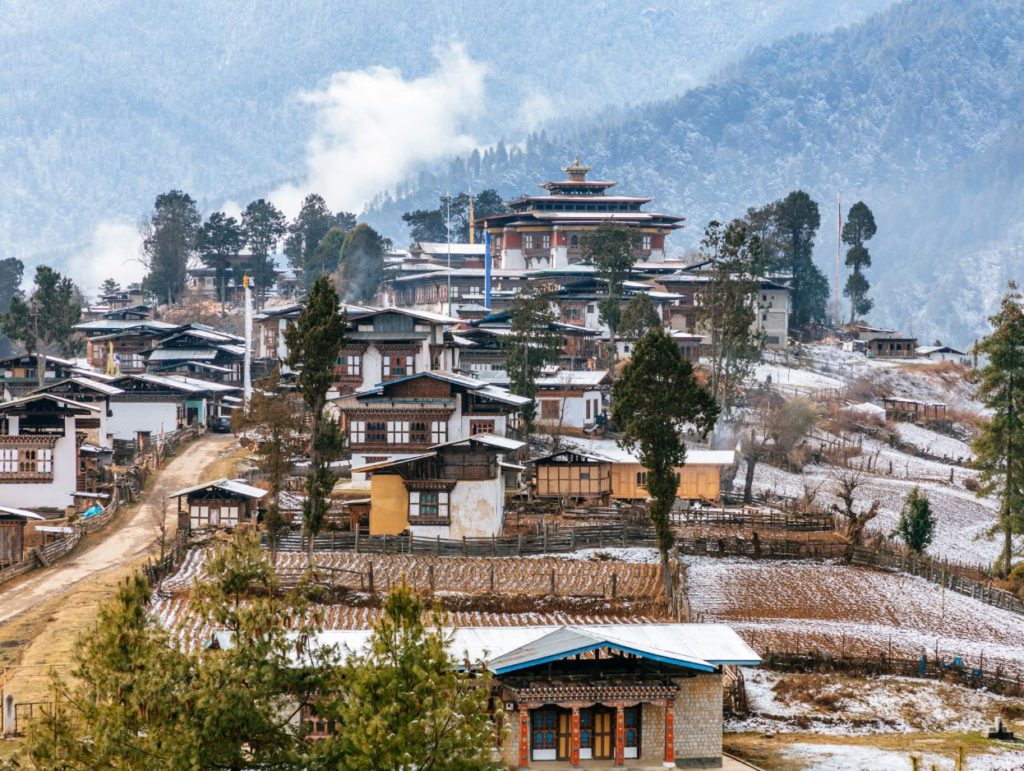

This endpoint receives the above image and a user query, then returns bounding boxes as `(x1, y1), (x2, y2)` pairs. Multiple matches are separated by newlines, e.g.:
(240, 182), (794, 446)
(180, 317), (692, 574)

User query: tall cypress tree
(285, 276), (348, 559)
(241, 199), (287, 307)
(142, 190), (201, 306)
(505, 286), (561, 436)
(773, 190), (828, 332)
(611, 328), (718, 600)
(584, 222), (641, 367)
(842, 201), (877, 323)
(197, 211), (244, 314)
(972, 282), (1024, 577)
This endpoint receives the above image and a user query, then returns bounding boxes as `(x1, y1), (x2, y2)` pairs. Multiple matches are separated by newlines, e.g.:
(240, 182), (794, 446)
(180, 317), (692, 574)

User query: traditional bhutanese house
(144, 325), (247, 383)
(336, 370), (530, 475)
(866, 335), (918, 359)
(170, 478), (267, 534)
(107, 374), (197, 442)
(73, 317), (179, 374)
(410, 241), (487, 268)
(462, 312), (601, 372)
(530, 450), (612, 503)
(0, 394), (102, 510)
(0, 506), (44, 566)
(916, 344), (969, 364)
(244, 622), (759, 768)
(0, 354), (81, 399)
(570, 440), (736, 502)
(670, 331), (703, 364)
(354, 433), (526, 538)
(535, 370), (609, 432)
(882, 397), (947, 423)
(30, 376), (124, 448)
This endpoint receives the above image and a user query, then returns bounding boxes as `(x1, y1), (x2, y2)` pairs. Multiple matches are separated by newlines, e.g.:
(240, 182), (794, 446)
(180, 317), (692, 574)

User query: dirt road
(0, 434), (234, 626)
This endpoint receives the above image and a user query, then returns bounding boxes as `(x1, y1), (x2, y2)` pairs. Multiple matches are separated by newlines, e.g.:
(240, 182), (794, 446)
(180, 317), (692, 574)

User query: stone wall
(674, 673), (723, 767)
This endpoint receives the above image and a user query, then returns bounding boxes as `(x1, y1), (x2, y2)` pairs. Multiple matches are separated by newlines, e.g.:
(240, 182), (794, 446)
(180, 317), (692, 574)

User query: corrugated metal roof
(0, 506), (45, 519)
(168, 478), (267, 499)
(148, 348), (218, 361)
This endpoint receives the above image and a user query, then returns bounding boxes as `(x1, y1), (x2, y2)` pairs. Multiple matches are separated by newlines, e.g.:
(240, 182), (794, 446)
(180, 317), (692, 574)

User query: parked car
(210, 415), (232, 433)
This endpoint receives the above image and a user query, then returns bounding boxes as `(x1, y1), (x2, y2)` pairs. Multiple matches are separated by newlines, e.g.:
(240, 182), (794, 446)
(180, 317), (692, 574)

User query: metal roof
(0, 393), (102, 414)
(30, 377), (124, 396)
(213, 623), (759, 671)
(168, 478), (267, 500)
(148, 348), (218, 362)
(535, 371), (609, 388)
(0, 506), (45, 520)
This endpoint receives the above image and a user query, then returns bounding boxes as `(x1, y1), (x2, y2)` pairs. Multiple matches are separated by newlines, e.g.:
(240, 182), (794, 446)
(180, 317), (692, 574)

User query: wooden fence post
(367, 562), (374, 595)
(550, 568), (557, 596)
(490, 563), (495, 594)
(428, 564), (435, 593)
(611, 572), (617, 599)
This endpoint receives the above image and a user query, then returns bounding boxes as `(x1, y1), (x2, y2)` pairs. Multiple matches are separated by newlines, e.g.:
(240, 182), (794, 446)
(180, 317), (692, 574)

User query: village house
(0, 354), (84, 399)
(106, 373), (239, 442)
(170, 478), (267, 534)
(354, 433), (526, 538)
(0, 506), (43, 566)
(534, 370), (609, 433)
(74, 316), (179, 375)
(882, 397), (947, 424)
(335, 370), (530, 475)
(144, 325), (248, 383)
(30, 376), (123, 448)
(567, 440), (736, 502)
(866, 335), (918, 359)
(916, 344), (970, 364)
(269, 622), (759, 768)
(0, 394), (102, 511)
(530, 449), (613, 503)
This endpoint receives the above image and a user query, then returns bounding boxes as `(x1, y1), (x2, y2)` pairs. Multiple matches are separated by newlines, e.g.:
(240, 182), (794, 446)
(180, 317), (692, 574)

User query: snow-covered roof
(535, 370), (609, 388)
(169, 478), (267, 499)
(348, 306), (460, 325)
(415, 242), (486, 256)
(0, 506), (45, 520)
(566, 439), (734, 467)
(31, 377), (124, 396)
(213, 623), (759, 671)
(917, 345), (967, 356)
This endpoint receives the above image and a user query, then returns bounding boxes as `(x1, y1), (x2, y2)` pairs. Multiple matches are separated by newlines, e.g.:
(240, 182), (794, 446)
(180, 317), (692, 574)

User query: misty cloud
(272, 43), (487, 217)
(65, 220), (145, 298)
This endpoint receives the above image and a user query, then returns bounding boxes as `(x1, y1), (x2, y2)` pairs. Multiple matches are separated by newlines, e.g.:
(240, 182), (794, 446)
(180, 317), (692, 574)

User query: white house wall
(107, 401), (179, 441)
(0, 417), (78, 509)
(410, 476), (504, 539)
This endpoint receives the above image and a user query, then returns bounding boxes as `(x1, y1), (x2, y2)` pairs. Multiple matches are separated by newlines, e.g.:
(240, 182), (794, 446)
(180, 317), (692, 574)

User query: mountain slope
(1, 0), (894, 272)
(369, 0), (1024, 344)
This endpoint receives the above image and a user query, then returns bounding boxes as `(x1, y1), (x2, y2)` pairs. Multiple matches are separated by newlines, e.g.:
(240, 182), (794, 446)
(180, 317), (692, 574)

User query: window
(586, 400), (592, 420)
(366, 421), (387, 444)
(641, 235), (652, 251)
(579, 471), (590, 481)
(338, 353), (361, 376)
(470, 419), (494, 435)
(387, 421), (410, 443)
(531, 710), (558, 751)
(541, 234), (551, 249)
(636, 470), (648, 488)
(523, 234), (534, 250)
(540, 399), (560, 420)
(410, 421), (430, 444)
(570, 235), (579, 248)
(409, 490), (449, 520)
(0, 445), (54, 479)
(431, 421), (447, 443)
(383, 354), (414, 378)
(624, 706), (641, 757)
(350, 421), (365, 443)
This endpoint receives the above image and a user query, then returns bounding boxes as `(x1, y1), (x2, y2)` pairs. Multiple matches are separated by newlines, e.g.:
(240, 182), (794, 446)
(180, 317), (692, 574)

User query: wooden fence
(671, 507), (835, 532)
(761, 649), (1024, 699)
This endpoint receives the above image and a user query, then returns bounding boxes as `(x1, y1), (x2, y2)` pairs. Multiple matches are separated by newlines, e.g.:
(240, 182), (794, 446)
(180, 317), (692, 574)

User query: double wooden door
(580, 707), (614, 760)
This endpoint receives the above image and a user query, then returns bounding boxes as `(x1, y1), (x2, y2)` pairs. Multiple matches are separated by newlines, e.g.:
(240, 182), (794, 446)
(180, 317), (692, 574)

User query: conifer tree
(773, 190), (828, 331)
(584, 222), (641, 367)
(312, 583), (501, 770)
(842, 201), (877, 323)
(242, 199), (287, 307)
(0, 257), (24, 358)
(892, 486), (935, 554)
(336, 223), (390, 304)
(285, 276), (348, 559)
(611, 328), (718, 599)
(2, 265), (83, 385)
(197, 211), (244, 314)
(505, 286), (561, 435)
(619, 292), (661, 341)
(141, 190), (201, 305)
(99, 277), (120, 296)
(233, 368), (303, 563)
(972, 282), (1024, 577)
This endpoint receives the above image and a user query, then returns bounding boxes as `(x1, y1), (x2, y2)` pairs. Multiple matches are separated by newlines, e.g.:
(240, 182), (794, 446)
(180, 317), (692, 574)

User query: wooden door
(557, 711), (571, 760)
(592, 707), (613, 759)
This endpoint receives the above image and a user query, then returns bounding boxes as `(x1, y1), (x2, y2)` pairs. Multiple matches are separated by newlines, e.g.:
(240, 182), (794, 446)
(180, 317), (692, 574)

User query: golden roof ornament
(563, 155), (592, 182)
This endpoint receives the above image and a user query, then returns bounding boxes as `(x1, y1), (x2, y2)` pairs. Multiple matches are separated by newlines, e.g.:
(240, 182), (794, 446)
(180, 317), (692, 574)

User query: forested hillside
(1, 0), (893, 276)
(369, 0), (1024, 344)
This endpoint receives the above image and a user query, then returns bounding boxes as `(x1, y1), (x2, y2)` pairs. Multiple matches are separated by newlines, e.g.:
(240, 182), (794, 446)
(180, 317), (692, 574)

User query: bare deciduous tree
(830, 469), (880, 561)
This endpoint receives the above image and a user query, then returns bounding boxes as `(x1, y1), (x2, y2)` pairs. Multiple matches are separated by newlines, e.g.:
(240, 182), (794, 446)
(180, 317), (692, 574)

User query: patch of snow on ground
(895, 422), (973, 461)
(751, 361), (846, 392)
(543, 547), (661, 563)
(782, 743), (1024, 771)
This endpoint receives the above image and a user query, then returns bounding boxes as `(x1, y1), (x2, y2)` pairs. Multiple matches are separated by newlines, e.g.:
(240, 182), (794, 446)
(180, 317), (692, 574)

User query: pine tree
(0, 257), (24, 357)
(242, 199), (287, 307)
(842, 201), (877, 323)
(611, 328), (718, 600)
(773, 190), (828, 332)
(583, 222), (641, 367)
(336, 223), (390, 304)
(2, 265), (83, 385)
(285, 276), (348, 559)
(98, 277), (121, 296)
(284, 193), (336, 281)
(141, 190), (201, 306)
(892, 486), (935, 554)
(197, 211), (244, 314)
(312, 584), (501, 770)
(971, 282), (1024, 577)
(505, 286), (561, 435)
(233, 368), (303, 563)
(619, 292), (661, 341)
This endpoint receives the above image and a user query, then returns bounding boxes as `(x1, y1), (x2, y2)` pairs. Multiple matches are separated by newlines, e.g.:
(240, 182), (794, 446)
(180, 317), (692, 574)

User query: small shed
(169, 478), (267, 533)
(530, 450), (612, 502)
(0, 506), (44, 565)
(866, 336), (918, 358)
(882, 397), (947, 423)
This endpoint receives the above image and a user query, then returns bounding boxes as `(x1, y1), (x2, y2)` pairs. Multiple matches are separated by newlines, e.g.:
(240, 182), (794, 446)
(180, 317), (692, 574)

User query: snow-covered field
(730, 669), (1022, 735)
(781, 743), (1024, 771)
(686, 556), (1024, 669)
(895, 423), (973, 461)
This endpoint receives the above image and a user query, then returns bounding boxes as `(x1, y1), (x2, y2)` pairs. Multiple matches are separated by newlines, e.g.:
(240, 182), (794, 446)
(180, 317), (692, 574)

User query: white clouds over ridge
(272, 43), (488, 217)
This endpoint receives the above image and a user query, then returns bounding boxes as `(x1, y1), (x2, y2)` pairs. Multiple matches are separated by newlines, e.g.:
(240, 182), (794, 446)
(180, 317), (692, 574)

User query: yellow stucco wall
(369, 474), (409, 535)
(610, 463), (722, 501)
